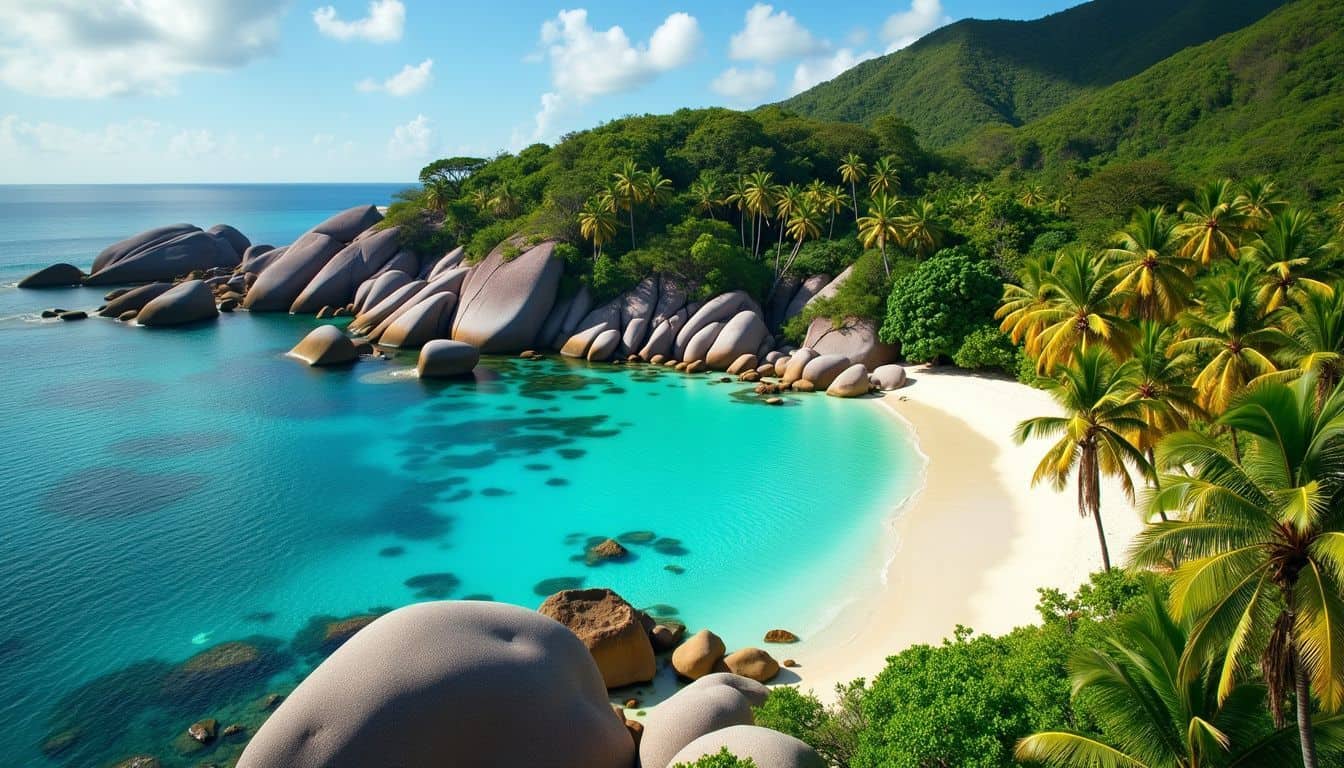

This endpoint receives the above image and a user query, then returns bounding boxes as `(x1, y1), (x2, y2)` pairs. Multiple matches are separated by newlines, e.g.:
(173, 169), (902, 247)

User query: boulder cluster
(235, 598), (823, 768)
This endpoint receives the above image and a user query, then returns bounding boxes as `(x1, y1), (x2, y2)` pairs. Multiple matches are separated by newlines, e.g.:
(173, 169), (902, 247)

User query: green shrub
(952, 325), (1019, 374)
(755, 681), (866, 767)
(880, 246), (1001, 362)
(465, 219), (523, 263)
(782, 250), (892, 342)
(673, 747), (757, 768)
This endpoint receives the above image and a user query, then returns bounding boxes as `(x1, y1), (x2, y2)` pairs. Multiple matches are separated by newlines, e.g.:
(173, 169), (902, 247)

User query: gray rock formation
(424, 246), (465, 280)
(559, 285), (593, 340)
(451, 240), (561, 353)
(668, 726), (826, 768)
(639, 674), (767, 768)
(98, 282), (174, 317)
(560, 323), (610, 359)
(350, 280), (426, 334)
(783, 273), (831, 321)
(828, 363), (874, 397)
(675, 291), (759, 359)
(538, 291), (575, 349)
(364, 269), (468, 341)
(766, 274), (801, 327)
(804, 317), (899, 369)
(682, 321), (724, 366)
(618, 276), (658, 354)
(355, 270), (412, 314)
(243, 233), (343, 312)
(91, 223), (198, 274)
(587, 328), (621, 362)
(306, 205), (383, 243)
(240, 244), (282, 274)
(801, 354), (851, 389)
(86, 230), (238, 285)
(651, 276), (687, 326)
(236, 601), (633, 768)
(206, 224), (251, 257)
(136, 280), (218, 327)
(639, 311), (685, 361)
(288, 325), (357, 366)
(870, 364), (908, 390)
(379, 292), (458, 349)
(18, 263), (85, 288)
(417, 340), (480, 378)
(290, 227), (402, 315)
(705, 310), (768, 370)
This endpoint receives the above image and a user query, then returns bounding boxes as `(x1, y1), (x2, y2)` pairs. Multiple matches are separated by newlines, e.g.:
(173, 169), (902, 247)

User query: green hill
(970, 0), (1344, 196)
(775, 0), (1285, 149)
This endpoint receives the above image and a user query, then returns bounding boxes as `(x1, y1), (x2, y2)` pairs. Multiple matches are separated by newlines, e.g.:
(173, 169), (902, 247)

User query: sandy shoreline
(785, 365), (1144, 698)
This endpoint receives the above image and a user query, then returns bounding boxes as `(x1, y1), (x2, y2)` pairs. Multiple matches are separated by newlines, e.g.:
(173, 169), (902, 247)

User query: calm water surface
(0, 185), (920, 766)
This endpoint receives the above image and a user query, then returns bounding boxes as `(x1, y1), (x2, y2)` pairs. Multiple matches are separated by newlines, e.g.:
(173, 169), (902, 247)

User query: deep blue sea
(0, 185), (920, 767)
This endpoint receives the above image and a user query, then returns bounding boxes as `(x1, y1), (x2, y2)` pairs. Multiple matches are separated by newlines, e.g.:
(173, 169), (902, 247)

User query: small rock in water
(221, 723), (246, 738)
(119, 310), (139, 322)
(624, 698), (639, 708)
(585, 537), (630, 566)
(40, 729), (80, 757)
(187, 718), (218, 744)
(40, 309), (60, 318)
(783, 658), (798, 668)
(257, 692), (285, 711)
(764, 629), (800, 644)
(57, 310), (87, 321)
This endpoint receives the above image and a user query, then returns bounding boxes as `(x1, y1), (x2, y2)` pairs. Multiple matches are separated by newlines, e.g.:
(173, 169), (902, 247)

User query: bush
(673, 748), (757, 768)
(952, 326), (1019, 375)
(754, 681), (866, 767)
(465, 218), (524, 263)
(782, 250), (892, 342)
(790, 236), (862, 278)
(880, 246), (1001, 363)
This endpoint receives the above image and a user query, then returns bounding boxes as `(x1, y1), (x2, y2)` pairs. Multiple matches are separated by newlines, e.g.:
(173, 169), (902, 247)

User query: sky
(0, 1), (1077, 184)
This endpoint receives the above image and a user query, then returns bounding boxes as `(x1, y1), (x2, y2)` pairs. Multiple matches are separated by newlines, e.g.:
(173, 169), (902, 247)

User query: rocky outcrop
(781, 348), (819, 385)
(86, 229), (238, 286)
(98, 282), (174, 317)
(243, 233), (343, 312)
(424, 246), (465, 280)
(290, 227), (402, 315)
(451, 240), (561, 353)
(206, 224), (251, 257)
(783, 273), (831, 322)
(288, 325), (357, 367)
(723, 647), (780, 682)
(871, 364), (909, 390)
(668, 726), (825, 768)
(638, 674), (768, 768)
(136, 281), (218, 327)
(560, 323), (610, 359)
(240, 244), (282, 274)
(618, 276), (659, 354)
(90, 223), (198, 274)
(379, 292), (458, 349)
(801, 354), (850, 389)
(364, 269), (468, 341)
(682, 321), (724, 367)
(236, 601), (633, 768)
(638, 311), (684, 361)
(350, 280), (426, 334)
(537, 588), (656, 689)
(306, 205), (384, 243)
(417, 340), (479, 378)
(827, 363), (873, 398)
(804, 317), (899, 369)
(705, 311), (768, 370)
(355, 270), (412, 314)
(18, 263), (84, 288)
(671, 629), (726, 680)
(675, 291), (759, 359)
(587, 328), (621, 362)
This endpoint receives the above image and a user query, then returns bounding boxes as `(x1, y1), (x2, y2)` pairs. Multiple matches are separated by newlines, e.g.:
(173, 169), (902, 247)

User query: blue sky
(0, 1), (1076, 183)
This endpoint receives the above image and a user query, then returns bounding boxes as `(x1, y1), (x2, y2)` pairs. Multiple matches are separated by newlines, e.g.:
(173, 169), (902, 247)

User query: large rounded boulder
(537, 588), (655, 689)
(639, 674), (768, 768)
(18, 263), (85, 288)
(675, 291), (759, 359)
(668, 726), (826, 768)
(86, 229), (238, 285)
(136, 280), (218, 327)
(290, 227), (403, 315)
(206, 224), (251, 257)
(826, 363), (873, 398)
(243, 233), (344, 312)
(706, 310), (768, 370)
(90, 223), (199, 274)
(801, 354), (851, 389)
(804, 316), (899, 369)
(307, 205), (384, 243)
(98, 282), (174, 317)
(288, 325), (357, 367)
(379, 292), (458, 349)
(417, 340), (480, 378)
(451, 240), (562, 353)
(871, 364), (909, 390)
(236, 601), (633, 768)
(671, 629), (726, 680)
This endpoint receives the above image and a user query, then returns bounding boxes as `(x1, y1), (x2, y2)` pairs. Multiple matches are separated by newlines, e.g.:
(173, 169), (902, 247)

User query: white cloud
(357, 58), (433, 96)
(711, 67), (776, 104)
(0, 114), (162, 155)
(0, 0), (285, 98)
(531, 9), (702, 140)
(388, 114), (432, 159)
(729, 4), (823, 63)
(881, 0), (950, 53)
(168, 129), (217, 159)
(313, 0), (405, 43)
(790, 48), (877, 95)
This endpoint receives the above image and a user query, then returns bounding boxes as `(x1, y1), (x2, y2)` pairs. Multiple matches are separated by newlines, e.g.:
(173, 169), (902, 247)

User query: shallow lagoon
(0, 186), (920, 765)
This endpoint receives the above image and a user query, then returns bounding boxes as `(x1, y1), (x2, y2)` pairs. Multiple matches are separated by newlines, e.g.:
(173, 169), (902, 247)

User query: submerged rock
(18, 262), (84, 288)
(537, 588), (656, 689)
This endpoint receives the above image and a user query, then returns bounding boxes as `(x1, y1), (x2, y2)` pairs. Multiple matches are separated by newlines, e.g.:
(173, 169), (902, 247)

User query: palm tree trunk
(629, 205), (636, 250)
(1230, 427), (1243, 463)
(1146, 448), (1169, 522)
(829, 210), (836, 240)
(1082, 444), (1111, 571)
(1287, 591), (1320, 768)
(775, 225), (785, 278)
(754, 213), (764, 260)
(850, 181), (859, 226)
(880, 242), (890, 278)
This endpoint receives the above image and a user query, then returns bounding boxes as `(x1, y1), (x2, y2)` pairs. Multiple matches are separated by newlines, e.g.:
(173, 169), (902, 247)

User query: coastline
(785, 365), (1144, 697)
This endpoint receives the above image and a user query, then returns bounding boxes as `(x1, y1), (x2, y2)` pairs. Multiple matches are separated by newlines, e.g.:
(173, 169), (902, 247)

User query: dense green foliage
(879, 246), (1002, 362)
(777, 0), (1284, 149)
(674, 748), (757, 768)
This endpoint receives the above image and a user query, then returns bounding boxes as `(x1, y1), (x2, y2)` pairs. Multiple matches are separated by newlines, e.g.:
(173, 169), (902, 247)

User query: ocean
(0, 184), (920, 766)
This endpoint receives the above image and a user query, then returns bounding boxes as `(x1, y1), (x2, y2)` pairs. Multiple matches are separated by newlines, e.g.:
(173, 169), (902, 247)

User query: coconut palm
(857, 193), (903, 278)
(1127, 321), (1205, 504)
(1105, 207), (1198, 322)
(689, 175), (722, 221)
(1020, 185), (1047, 208)
(1012, 346), (1151, 571)
(1134, 374), (1344, 767)
(1238, 177), (1289, 229)
(839, 152), (867, 226)
(868, 155), (899, 198)
(805, 178), (827, 204)
(466, 188), (491, 214)
(896, 200), (947, 260)
(1017, 579), (1344, 768)
(643, 166), (674, 210)
(1242, 209), (1336, 313)
(422, 177), (452, 215)
(998, 249), (1063, 351)
(1177, 179), (1251, 266)
(487, 182), (519, 218)
(1172, 270), (1289, 417)
(1011, 246), (1135, 374)
(1049, 194), (1072, 217)
(577, 196), (617, 261)
(1329, 194), (1344, 237)
(773, 197), (824, 296)
(773, 183), (807, 273)
(612, 159), (646, 250)
(819, 185), (849, 240)
(725, 175), (751, 247)
(743, 171), (776, 260)
(1279, 287), (1344, 407)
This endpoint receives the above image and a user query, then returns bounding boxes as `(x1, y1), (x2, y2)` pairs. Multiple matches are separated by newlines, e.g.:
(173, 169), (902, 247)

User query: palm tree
(643, 166), (674, 210)
(467, 188), (491, 215)
(820, 185), (849, 240)
(1020, 185), (1047, 208)
(1017, 579), (1344, 767)
(773, 196), (823, 295)
(868, 155), (899, 198)
(998, 249), (1062, 352)
(1127, 321), (1205, 506)
(896, 200), (946, 260)
(613, 159), (646, 250)
(1328, 193), (1344, 237)
(743, 171), (776, 260)
(1279, 287), (1344, 407)
(773, 183), (807, 274)
(839, 152), (867, 226)
(1172, 271), (1289, 417)
(488, 182), (519, 218)
(1238, 177), (1289, 228)
(1010, 246), (1135, 374)
(1049, 194), (1072, 217)
(1013, 346), (1150, 571)
(804, 178), (827, 204)
(725, 175), (751, 247)
(1242, 209), (1335, 313)
(857, 193), (903, 278)
(422, 177), (452, 215)
(1134, 374), (1344, 767)
(577, 196), (617, 261)
(1105, 207), (1197, 322)
(1177, 179), (1251, 266)
(689, 175), (721, 221)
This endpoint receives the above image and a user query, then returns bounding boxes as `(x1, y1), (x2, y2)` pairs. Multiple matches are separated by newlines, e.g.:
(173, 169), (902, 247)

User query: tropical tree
(1127, 321), (1205, 503)
(773, 197), (823, 295)
(613, 159), (647, 249)
(1237, 177), (1289, 228)
(725, 175), (751, 247)
(1242, 209), (1335, 313)
(487, 182), (520, 218)
(1020, 185), (1047, 208)
(1172, 271), (1289, 417)
(1017, 579), (1344, 768)
(1012, 346), (1151, 571)
(689, 175), (722, 221)
(998, 249), (1063, 353)
(868, 155), (899, 198)
(421, 177), (452, 215)
(1134, 374), (1344, 767)
(1279, 287), (1344, 407)
(577, 196), (617, 261)
(773, 183), (807, 273)
(644, 166), (674, 210)
(858, 193), (903, 277)
(1105, 207), (1197, 322)
(820, 185), (849, 240)
(839, 152), (867, 226)
(1006, 247), (1135, 374)
(896, 200), (947, 260)
(1177, 179), (1251, 266)
(467, 188), (491, 214)
(1329, 194), (1344, 237)
(743, 171), (776, 260)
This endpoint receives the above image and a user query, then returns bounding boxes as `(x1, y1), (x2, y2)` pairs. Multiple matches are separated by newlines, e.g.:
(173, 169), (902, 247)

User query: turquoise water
(0, 185), (920, 766)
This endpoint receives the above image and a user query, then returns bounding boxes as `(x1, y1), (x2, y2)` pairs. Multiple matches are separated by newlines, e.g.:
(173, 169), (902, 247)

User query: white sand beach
(787, 365), (1146, 697)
